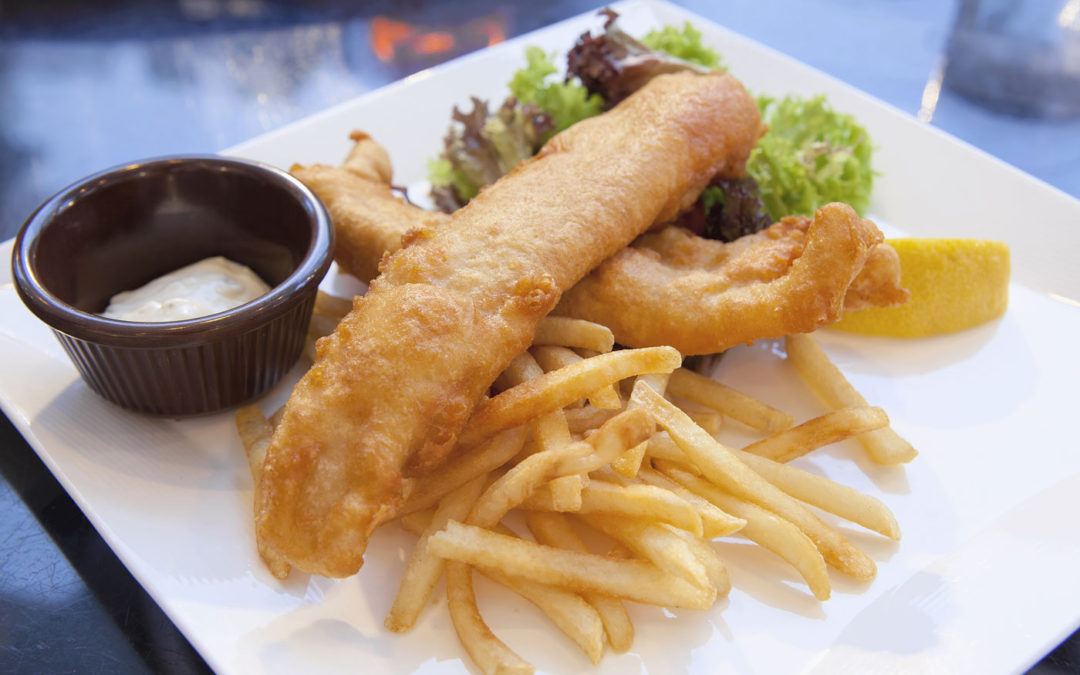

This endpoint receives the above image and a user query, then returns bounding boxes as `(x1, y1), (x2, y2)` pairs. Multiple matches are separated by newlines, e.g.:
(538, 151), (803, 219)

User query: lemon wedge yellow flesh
(832, 238), (1010, 337)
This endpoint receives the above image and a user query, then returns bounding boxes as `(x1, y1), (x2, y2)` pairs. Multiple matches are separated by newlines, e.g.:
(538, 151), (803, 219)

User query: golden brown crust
(555, 203), (893, 355)
(842, 241), (910, 311)
(256, 71), (762, 577)
(290, 133), (449, 283)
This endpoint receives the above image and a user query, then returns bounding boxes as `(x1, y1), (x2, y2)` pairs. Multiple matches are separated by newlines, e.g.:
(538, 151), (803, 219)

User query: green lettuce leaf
(748, 95), (875, 220)
(508, 46), (604, 132)
(640, 21), (723, 69)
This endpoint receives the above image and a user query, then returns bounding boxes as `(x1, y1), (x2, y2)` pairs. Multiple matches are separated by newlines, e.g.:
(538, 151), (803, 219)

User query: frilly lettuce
(508, 46), (603, 132)
(749, 95), (875, 220)
(429, 11), (875, 226)
(640, 21), (722, 69)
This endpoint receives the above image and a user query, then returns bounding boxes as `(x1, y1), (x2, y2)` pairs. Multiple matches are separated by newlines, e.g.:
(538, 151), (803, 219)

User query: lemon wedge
(832, 238), (1010, 337)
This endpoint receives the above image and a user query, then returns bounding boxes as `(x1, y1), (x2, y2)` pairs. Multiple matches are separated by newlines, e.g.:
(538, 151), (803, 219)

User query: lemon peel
(832, 238), (1010, 337)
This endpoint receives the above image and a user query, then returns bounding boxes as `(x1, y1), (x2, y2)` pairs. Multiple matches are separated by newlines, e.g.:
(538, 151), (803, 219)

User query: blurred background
(1, 0), (1078, 673)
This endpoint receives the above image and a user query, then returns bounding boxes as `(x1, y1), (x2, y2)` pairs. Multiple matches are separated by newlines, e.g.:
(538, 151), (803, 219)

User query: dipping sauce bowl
(11, 155), (334, 416)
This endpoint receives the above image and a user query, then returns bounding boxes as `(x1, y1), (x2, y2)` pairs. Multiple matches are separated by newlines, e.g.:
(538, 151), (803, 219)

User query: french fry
(400, 427), (528, 516)
(533, 316), (615, 353)
(667, 368), (794, 433)
(236, 404), (273, 485)
(494, 351), (546, 392)
(467, 442), (593, 529)
(532, 411), (573, 452)
(565, 406), (620, 434)
(633, 372), (670, 396)
(548, 474), (585, 512)
(445, 560), (534, 675)
(398, 508), (435, 535)
(632, 382), (876, 581)
(524, 512), (634, 653)
(523, 480), (703, 535)
(581, 514), (713, 590)
(314, 290), (352, 320)
(532, 345), (623, 410)
(785, 334), (917, 464)
(386, 476), (487, 632)
(235, 405), (291, 580)
(482, 566), (605, 665)
(635, 466), (746, 538)
(665, 524), (731, 598)
(302, 333), (318, 362)
(429, 521), (715, 610)
(610, 441), (647, 478)
(556, 408), (655, 476)
(733, 449), (901, 540)
(644, 432), (697, 469)
(672, 397), (725, 437)
(268, 404), (286, 429)
(457, 346), (680, 450)
(741, 406), (890, 463)
(659, 464), (831, 602)
(308, 311), (341, 341)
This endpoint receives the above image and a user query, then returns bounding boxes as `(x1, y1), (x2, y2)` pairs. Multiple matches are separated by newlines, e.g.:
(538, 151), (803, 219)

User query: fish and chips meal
(234, 10), (1009, 672)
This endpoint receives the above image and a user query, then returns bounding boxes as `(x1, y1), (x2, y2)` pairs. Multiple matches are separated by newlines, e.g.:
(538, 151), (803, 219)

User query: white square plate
(2, 2), (1079, 673)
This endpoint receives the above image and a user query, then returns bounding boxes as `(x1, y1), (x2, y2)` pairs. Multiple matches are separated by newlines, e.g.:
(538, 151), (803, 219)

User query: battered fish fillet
(291, 132), (443, 283)
(292, 137), (907, 351)
(256, 71), (762, 578)
(555, 203), (908, 355)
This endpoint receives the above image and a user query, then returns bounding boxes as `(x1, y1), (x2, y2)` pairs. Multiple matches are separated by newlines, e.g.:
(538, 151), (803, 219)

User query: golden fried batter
(555, 204), (906, 355)
(256, 71), (762, 578)
(291, 132), (446, 283)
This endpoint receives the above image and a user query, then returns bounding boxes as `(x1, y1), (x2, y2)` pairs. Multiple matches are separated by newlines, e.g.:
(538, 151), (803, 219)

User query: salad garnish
(428, 8), (875, 236)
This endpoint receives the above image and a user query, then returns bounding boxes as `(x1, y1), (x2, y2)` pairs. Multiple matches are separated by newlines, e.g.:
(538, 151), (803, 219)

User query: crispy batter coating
(256, 71), (762, 578)
(842, 240), (910, 311)
(555, 203), (904, 355)
(290, 132), (445, 283)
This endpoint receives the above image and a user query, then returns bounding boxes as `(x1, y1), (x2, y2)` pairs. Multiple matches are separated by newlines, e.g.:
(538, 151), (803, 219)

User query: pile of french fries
(235, 293), (916, 674)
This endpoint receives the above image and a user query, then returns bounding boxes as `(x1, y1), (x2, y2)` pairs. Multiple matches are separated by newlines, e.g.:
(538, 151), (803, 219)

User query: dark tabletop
(2, 1), (1078, 673)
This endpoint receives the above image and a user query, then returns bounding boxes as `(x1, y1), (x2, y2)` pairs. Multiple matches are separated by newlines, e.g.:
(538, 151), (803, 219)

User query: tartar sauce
(102, 256), (271, 322)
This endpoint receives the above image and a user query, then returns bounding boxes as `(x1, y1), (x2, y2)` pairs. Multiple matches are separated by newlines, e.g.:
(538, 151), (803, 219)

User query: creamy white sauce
(102, 256), (271, 322)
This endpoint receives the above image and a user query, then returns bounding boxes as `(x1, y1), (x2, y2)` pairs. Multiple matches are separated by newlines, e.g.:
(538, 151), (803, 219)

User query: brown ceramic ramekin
(11, 155), (334, 416)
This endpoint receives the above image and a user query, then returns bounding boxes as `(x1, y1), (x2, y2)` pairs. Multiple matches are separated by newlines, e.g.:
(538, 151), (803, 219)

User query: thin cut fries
(314, 290), (352, 320)
(660, 464), (831, 602)
(400, 427), (528, 516)
(235, 405), (273, 486)
(429, 521), (716, 610)
(556, 408), (655, 476)
(635, 466), (747, 538)
(667, 368), (794, 433)
(386, 476), (487, 632)
(547, 474), (585, 511)
(235, 405), (291, 579)
(525, 512), (635, 653)
(524, 480), (703, 535)
(533, 316), (616, 353)
(610, 440), (647, 478)
(565, 406), (619, 434)
(445, 560), (533, 675)
(482, 566), (605, 665)
(581, 514), (713, 589)
(240, 308), (915, 674)
(457, 346), (680, 450)
(468, 442), (593, 529)
(533, 345), (623, 409)
(785, 334), (917, 464)
(495, 351), (546, 392)
(308, 311), (341, 341)
(733, 449), (901, 539)
(741, 406), (890, 463)
(632, 381), (877, 581)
